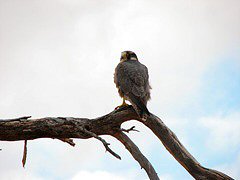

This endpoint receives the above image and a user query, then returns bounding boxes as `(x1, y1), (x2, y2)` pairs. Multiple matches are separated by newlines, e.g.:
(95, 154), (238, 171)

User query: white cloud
(71, 169), (148, 180)
(0, 168), (43, 180)
(199, 112), (240, 151)
(71, 170), (126, 180)
(0, 138), (113, 180)
(159, 174), (174, 180)
(1, 0), (239, 117)
(215, 152), (240, 179)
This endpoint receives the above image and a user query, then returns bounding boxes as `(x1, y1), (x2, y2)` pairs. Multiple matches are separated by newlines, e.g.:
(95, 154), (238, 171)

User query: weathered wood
(0, 106), (233, 180)
(112, 130), (159, 180)
(144, 114), (233, 180)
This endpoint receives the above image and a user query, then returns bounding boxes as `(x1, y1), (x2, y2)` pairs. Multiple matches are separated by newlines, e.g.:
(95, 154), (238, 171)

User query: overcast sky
(0, 0), (240, 179)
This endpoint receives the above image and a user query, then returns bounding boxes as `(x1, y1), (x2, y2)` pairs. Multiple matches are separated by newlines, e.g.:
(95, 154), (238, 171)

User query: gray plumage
(114, 51), (151, 120)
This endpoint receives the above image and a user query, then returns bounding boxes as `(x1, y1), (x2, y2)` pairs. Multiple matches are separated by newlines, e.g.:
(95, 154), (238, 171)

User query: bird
(114, 51), (151, 120)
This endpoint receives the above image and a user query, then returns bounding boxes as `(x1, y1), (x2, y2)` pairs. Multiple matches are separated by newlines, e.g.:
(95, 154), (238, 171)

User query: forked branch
(0, 106), (233, 180)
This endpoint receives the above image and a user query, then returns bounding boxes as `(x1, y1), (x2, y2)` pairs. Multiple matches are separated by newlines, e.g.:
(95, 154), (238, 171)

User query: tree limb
(143, 114), (233, 180)
(112, 130), (159, 180)
(58, 138), (75, 146)
(22, 140), (27, 167)
(121, 126), (140, 133)
(78, 126), (121, 160)
(0, 106), (233, 180)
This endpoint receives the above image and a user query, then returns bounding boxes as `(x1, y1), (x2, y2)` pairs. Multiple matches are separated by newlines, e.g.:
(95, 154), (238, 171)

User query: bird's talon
(115, 98), (129, 110)
(115, 103), (129, 110)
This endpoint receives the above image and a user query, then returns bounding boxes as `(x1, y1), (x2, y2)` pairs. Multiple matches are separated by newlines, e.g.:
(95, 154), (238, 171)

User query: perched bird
(114, 51), (151, 120)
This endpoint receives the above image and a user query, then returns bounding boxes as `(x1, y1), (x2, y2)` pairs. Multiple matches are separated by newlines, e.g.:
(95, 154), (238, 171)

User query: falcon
(114, 51), (151, 120)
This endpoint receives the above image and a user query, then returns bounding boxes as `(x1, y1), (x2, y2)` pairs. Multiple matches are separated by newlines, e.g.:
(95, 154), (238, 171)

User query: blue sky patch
(200, 58), (240, 116)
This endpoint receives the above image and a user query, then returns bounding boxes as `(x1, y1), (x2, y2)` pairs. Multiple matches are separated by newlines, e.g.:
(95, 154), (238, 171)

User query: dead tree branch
(22, 140), (27, 167)
(78, 126), (121, 160)
(58, 138), (75, 146)
(112, 130), (159, 180)
(0, 106), (233, 180)
(121, 126), (140, 133)
(143, 114), (233, 180)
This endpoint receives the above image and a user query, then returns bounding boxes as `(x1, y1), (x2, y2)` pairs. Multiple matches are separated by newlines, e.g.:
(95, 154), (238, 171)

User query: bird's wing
(115, 61), (149, 98)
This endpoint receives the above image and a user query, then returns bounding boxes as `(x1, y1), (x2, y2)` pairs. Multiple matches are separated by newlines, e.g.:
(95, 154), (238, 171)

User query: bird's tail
(128, 94), (150, 121)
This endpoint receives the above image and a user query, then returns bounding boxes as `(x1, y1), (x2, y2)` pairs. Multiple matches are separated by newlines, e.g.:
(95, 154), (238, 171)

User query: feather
(128, 93), (150, 117)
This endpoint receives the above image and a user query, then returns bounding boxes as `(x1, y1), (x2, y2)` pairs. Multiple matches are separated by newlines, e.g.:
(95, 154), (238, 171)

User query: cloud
(0, 139), (106, 179)
(159, 174), (174, 180)
(1, 0), (240, 118)
(71, 169), (147, 180)
(71, 170), (126, 180)
(215, 152), (240, 179)
(0, 169), (43, 180)
(199, 112), (240, 151)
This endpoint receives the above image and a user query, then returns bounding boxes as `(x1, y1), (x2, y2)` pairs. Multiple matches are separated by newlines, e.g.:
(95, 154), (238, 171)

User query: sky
(0, 0), (240, 179)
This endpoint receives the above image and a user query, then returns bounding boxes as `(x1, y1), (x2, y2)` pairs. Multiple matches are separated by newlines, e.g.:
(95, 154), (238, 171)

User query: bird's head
(120, 51), (138, 62)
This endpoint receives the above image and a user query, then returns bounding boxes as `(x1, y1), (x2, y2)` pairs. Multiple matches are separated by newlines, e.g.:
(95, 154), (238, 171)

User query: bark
(112, 130), (159, 180)
(0, 106), (233, 180)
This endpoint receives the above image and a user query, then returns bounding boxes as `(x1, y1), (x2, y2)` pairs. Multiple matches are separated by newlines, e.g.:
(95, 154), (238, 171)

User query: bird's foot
(115, 101), (129, 110)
